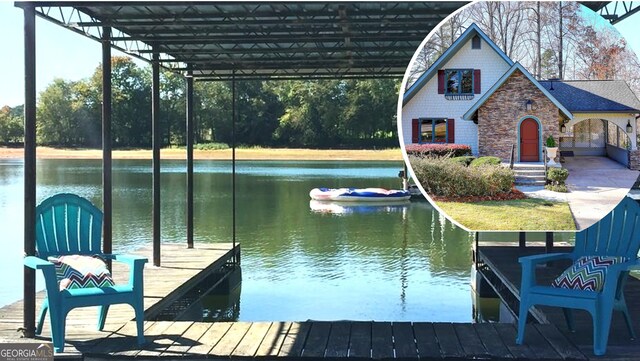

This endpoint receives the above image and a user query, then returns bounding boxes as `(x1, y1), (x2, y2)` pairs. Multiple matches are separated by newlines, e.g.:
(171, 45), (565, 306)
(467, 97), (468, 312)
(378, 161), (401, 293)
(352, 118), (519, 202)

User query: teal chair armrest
(519, 252), (573, 265)
(104, 254), (147, 288)
(24, 256), (55, 270)
(519, 253), (573, 290)
(24, 256), (60, 298)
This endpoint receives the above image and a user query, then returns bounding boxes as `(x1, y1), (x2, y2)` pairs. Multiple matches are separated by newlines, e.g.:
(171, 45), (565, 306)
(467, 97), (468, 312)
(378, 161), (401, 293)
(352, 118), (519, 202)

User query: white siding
(401, 36), (512, 155)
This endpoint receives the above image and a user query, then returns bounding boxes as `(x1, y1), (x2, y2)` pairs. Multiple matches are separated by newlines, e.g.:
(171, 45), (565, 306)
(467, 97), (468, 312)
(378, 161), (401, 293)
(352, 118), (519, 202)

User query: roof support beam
(152, 49), (161, 267)
(102, 26), (113, 270)
(22, 3), (37, 339)
(186, 69), (194, 249)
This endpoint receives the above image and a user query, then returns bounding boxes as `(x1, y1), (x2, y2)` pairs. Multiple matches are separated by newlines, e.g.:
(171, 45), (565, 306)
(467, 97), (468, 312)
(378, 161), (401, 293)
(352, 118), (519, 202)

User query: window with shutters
(419, 119), (448, 143)
(445, 69), (473, 94)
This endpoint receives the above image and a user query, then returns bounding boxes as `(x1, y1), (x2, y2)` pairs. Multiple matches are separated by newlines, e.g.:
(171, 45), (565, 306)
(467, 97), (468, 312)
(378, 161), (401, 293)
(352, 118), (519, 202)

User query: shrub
(449, 156), (476, 166)
(409, 155), (514, 198)
(470, 156), (501, 167)
(405, 144), (471, 158)
(545, 184), (568, 192)
(194, 142), (229, 150)
(546, 167), (569, 192)
(546, 135), (556, 147)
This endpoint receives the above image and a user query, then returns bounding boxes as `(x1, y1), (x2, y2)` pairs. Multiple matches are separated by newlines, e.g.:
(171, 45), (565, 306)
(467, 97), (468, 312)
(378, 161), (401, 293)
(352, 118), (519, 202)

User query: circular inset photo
(398, 1), (640, 231)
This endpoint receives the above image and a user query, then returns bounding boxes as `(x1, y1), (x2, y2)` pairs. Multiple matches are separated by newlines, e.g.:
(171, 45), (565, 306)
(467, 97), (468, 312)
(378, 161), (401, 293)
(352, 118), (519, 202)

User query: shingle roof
(539, 80), (640, 113)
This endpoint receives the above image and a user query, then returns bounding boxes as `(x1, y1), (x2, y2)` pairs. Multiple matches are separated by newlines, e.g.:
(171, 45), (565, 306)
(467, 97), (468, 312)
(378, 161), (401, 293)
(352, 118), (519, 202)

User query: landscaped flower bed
(405, 144), (472, 158)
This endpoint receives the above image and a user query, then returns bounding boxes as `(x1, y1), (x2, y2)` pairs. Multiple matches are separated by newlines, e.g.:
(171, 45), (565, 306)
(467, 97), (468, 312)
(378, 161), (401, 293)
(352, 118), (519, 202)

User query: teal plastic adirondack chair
(24, 193), (147, 352)
(516, 196), (640, 355)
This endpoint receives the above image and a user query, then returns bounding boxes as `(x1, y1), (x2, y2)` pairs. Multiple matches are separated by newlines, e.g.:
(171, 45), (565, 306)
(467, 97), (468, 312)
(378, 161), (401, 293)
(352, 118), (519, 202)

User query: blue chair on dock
(516, 196), (640, 355)
(24, 193), (147, 352)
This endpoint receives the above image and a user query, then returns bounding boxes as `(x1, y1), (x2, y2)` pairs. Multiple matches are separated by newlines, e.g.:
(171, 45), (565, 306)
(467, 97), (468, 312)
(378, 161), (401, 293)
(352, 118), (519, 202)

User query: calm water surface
(1, 159), (477, 321)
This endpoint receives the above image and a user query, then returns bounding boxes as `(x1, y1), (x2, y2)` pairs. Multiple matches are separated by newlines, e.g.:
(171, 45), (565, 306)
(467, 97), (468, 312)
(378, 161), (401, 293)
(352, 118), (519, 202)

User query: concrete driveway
(563, 156), (639, 230)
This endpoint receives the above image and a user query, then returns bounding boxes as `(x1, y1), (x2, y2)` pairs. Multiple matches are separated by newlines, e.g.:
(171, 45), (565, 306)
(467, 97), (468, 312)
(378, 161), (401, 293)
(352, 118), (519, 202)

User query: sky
(0, 1), (639, 108)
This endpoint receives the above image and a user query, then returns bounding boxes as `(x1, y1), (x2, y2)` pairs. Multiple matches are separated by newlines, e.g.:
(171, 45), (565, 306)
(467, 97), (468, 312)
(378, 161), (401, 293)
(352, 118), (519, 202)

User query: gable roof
(462, 62), (573, 121)
(538, 80), (640, 113)
(403, 23), (514, 105)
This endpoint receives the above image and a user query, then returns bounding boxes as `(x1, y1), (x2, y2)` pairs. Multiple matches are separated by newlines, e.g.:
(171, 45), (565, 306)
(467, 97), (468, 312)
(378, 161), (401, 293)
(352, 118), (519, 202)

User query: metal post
(519, 232), (526, 249)
(545, 232), (554, 253)
(22, 4), (36, 338)
(102, 26), (113, 269)
(152, 50), (161, 266)
(232, 73), (237, 264)
(186, 69), (194, 248)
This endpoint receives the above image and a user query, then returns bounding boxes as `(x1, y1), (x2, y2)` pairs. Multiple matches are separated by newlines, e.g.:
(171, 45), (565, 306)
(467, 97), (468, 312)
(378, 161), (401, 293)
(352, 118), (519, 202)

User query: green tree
(90, 57), (151, 147)
(36, 78), (78, 145)
(0, 106), (23, 144)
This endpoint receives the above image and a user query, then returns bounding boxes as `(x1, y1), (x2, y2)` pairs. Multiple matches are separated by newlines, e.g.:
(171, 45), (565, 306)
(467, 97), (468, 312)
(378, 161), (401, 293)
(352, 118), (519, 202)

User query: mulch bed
(431, 188), (528, 203)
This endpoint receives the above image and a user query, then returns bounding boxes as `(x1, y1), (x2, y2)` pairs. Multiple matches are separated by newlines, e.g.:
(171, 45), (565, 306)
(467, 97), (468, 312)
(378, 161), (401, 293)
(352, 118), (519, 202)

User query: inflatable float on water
(309, 187), (411, 202)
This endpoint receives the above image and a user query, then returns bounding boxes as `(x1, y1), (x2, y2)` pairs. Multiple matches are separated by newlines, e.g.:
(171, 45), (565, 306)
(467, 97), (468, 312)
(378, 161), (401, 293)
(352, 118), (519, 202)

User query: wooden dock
(0, 242), (239, 356)
(477, 245), (640, 360)
(75, 320), (586, 361)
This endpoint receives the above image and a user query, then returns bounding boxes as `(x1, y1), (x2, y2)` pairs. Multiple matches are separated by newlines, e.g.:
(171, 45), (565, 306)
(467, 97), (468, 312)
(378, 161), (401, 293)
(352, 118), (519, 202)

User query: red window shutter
(447, 119), (455, 143)
(474, 69), (481, 94)
(412, 119), (419, 143)
(438, 70), (445, 94)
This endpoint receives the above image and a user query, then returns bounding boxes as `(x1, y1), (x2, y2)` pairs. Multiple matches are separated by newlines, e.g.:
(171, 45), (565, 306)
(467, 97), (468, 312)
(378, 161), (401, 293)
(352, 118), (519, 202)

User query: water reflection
(1, 159), (476, 322)
(308, 200), (410, 215)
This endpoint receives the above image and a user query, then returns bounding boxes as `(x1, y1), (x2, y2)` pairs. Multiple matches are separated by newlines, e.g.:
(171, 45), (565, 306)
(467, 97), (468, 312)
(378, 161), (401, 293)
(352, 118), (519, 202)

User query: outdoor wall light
(627, 120), (633, 133)
(526, 99), (532, 111)
(560, 123), (567, 133)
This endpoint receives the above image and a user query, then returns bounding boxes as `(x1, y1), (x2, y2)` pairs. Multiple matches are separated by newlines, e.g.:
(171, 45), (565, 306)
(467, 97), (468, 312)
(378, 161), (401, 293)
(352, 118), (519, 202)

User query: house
(401, 24), (640, 169)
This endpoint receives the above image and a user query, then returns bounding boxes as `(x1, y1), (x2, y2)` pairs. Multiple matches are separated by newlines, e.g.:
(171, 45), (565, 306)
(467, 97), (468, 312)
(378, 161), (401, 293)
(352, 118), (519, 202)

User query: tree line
(408, 2), (640, 95)
(0, 56), (399, 149)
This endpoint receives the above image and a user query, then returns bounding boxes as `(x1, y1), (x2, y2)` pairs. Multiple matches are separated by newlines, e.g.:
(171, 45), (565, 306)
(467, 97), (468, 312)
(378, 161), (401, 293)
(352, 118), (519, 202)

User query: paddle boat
(309, 187), (411, 202)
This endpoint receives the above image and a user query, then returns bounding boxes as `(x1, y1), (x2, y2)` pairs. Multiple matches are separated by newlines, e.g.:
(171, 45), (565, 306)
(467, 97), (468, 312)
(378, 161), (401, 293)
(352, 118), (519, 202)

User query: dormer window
(445, 69), (473, 94)
(472, 35), (481, 49)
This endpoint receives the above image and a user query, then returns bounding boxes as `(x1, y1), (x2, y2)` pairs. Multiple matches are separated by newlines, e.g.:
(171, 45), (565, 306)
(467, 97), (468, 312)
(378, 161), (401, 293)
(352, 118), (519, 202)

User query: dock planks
(78, 320), (589, 360)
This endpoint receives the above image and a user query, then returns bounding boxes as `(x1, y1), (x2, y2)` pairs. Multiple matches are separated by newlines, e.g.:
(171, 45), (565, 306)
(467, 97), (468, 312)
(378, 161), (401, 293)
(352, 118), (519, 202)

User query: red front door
(520, 118), (539, 162)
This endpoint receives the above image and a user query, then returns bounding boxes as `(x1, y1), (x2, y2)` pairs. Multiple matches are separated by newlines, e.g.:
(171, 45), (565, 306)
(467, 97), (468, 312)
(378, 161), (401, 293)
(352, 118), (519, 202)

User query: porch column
(23, 4), (37, 338)
(152, 50), (161, 266)
(102, 26), (113, 266)
(186, 69), (194, 248)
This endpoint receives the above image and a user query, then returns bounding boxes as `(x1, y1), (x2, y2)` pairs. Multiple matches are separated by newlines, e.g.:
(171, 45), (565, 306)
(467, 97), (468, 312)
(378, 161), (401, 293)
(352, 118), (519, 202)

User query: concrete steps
(512, 164), (546, 186)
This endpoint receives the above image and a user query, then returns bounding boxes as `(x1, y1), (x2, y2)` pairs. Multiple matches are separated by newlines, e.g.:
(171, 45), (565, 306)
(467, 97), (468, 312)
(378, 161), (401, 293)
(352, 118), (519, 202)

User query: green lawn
(436, 198), (576, 231)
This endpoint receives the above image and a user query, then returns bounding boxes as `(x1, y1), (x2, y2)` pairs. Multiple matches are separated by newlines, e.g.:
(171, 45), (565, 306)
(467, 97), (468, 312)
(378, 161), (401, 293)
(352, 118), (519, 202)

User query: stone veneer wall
(477, 70), (561, 161)
(629, 150), (640, 170)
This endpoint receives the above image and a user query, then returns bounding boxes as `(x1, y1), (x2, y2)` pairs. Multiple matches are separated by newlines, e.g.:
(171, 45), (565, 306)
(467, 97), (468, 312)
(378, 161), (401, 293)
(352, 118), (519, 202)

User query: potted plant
(545, 135), (559, 166)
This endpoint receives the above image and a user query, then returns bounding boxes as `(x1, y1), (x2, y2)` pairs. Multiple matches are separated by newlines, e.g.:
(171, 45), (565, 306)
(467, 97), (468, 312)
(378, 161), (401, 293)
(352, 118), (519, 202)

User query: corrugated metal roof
(17, 2), (466, 80)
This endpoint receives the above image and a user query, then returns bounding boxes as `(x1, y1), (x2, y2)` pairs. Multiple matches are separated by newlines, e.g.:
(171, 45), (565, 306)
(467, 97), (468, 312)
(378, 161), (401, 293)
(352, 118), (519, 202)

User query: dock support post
(186, 68), (194, 249)
(152, 50), (161, 266)
(102, 26), (113, 269)
(231, 72), (237, 265)
(22, 3), (37, 338)
(545, 232), (554, 253)
(519, 232), (526, 249)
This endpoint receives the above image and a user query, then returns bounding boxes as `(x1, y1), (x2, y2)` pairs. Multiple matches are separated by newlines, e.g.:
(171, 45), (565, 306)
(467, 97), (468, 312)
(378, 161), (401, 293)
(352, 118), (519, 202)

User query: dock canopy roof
(17, 1), (466, 80)
(539, 80), (640, 113)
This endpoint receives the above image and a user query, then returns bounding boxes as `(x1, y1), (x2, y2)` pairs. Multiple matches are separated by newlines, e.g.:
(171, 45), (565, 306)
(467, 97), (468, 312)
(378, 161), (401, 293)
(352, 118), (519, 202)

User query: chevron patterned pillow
(551, 256), (627, 292)
(49, 255), (115, 291)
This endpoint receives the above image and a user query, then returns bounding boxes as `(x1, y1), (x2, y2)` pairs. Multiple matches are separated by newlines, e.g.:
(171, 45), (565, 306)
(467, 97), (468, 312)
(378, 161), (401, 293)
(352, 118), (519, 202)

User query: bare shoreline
(0, 146), (403, 161)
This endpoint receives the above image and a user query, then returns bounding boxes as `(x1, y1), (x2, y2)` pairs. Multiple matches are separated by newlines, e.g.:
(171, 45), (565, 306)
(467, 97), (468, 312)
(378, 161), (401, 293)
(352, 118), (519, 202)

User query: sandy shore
(0, 146), (403, 161)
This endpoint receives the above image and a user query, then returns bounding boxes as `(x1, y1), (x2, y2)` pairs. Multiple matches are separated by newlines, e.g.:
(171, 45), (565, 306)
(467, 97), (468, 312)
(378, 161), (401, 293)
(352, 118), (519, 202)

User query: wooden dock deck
(0, 242), (238, 356)
(77, 320), (587, 361)
(478, 245), (640, 360)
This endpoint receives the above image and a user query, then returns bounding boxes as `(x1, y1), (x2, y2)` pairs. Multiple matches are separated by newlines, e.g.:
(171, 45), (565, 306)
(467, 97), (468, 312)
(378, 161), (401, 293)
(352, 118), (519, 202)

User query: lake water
(1, 159), (479, 321)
